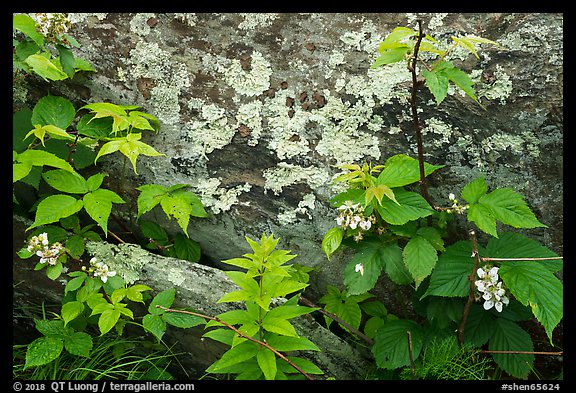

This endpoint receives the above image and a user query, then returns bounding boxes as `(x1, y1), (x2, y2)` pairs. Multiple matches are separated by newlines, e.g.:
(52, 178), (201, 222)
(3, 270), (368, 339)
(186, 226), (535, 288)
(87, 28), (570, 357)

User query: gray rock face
(13, 13), (563, 366)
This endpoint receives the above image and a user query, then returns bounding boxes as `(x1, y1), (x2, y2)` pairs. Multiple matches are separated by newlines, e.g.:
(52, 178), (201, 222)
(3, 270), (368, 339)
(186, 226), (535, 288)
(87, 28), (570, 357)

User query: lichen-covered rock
(14, 12), (563, 311)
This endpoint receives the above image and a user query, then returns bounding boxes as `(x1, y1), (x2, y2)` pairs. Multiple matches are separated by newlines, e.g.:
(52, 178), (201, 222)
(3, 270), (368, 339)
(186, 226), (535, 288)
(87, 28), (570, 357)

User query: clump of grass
(401, 336), (494, 380)
(13, 335), (185, 380)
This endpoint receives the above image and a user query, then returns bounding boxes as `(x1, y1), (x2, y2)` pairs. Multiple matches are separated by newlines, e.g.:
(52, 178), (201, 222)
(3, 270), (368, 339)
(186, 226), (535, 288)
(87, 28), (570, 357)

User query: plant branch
(409, 19), (434, 208)
(457, 229), (482, 347)
(481, 256), (563, 262)
(299, 296), (374, 346)
(155, 305), (315, 380)
(407, 330), (415, 379)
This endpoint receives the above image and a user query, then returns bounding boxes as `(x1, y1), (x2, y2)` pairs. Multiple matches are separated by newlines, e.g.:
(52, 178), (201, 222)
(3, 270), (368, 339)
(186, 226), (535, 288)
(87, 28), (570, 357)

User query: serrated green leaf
(461, 176), (488, 205)
(263, 333), (320, 352)
(422, 240), (477, 299)
(31, 95), (75, 129)
(371, 46), (410, 68)
(489, 318), (534, 379)
(467, 203), (498, 237)
(28, 195), (84, 230)
(279, 357), (324, 375)
(136, 184), (166, 218)
(173, 233), (201, 262)
(34, 319), (67, 337)
(61, 301), (84, 326)
(377, 154), (444, 188)
(142, 314), (166, 341)
(261, 316), (298, 337)
(462, 304), (496, 347)
(206, 340), (259, 373)
(403, 235), (438, 288)
(423, 68), (449, 105)
(322, 227), (343, 261)
(15, 149), (75, 174)
(479, 188), (547, 230)
(160, 194), (193, 236)
(148, 288), (176, 315)
(83, 189), (125, 235)
(25, 336), (63, 369)
(125, 284), (153, 303)
(63, 331), (92, 357)
(257, 348), (277, 380)
(98, 308), (121, 335)
(25, 54), (68, 81)
(42, 169), (88, 194)
(372, 319), (424, 369)
(80, 102), (129, 134)
(162, 310), (205, 329)
(375, 188), (434, 225)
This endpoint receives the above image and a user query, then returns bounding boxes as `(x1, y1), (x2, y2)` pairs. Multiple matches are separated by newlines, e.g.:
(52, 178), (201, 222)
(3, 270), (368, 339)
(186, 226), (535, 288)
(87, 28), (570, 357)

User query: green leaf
(261, 316), (299, 337)
(98, 308), (121, 335)
(13, 14), (44, 47)
(371, 46), (410, 68)
(136, 184), (166, 218)
(372, 319), (424, 369)
(497, 262), (562, 341)
(24, 336), (63, 369)
(162, 310), (205, 329)
(322, 227), (343, 261)
(377, 154), (444, 188)
(86, 173), (106, 192)
(489, 318), (534, 379)
(462, 304), (496, 347)
(31, 95), (76, 129)
(61, 301), (84, 326)
(375, 188), (434, 225)
(57, 44), (76, 77)
(279, 357), (324, 375)
(34, 319), (67, 337)
(403, 235), (438, 288)
(206, 341), (259, 373)
(467, 203), (498, 237)
(378, 27), (416, 51)
(15, 149), (76, 175)
(143, 314), (166, 341)
(160, 194), (193, 236)
(263, 333), (320, 352)
(343, 242), (385, 296)
(83, 189), (125, 235)
(25, 54), (68, 81)
(63, 331), (92, 357)
(46, 262), (64, 280)
(461, 176), (488, 205)
(148, 288), (176, 315)
(438, 61), (483, 108)
(28, 195), (84, 230)
(423, 68), (449, 105)
(125, 284), (153, 303)
(257, 348), (277, 380)
(479, 188), (547, 230)
(42, 169), (88, 194)
(422, 240), (476, 299)
(80, 102), (130, 134)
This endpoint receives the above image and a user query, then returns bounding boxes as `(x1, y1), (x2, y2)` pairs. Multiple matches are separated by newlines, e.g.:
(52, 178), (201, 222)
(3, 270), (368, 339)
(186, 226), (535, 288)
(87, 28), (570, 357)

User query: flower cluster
(446, 193), (469, 215)
(474, 265), (509, 312)
(26, 233), (64, 266)
(335, 200), (376, 242)
(82, 257), (117, 283)
(32, 13), (73, 43)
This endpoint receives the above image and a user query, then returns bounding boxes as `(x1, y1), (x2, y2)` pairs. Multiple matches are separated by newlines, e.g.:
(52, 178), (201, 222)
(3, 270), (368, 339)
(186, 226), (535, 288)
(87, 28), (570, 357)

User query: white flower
(448, 193), (455, 201)
(355, 263), (364, 276)
(93, 262), (117, 283)
(359, 220), (371, 231)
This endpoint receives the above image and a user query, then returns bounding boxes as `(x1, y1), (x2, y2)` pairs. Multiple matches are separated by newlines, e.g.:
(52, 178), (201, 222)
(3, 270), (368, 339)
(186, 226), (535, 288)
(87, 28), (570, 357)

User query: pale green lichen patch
(238, 13), (278, 30)
(129, 13), (155, 36)
(263, 163), (330, 196)
(471, 65), (513, 105)
(277, 193), (317, 225)
(195, 178), (252, 215)
(85, 241), (152, 284)
(123, 41), (191, 125)
(185, 100), (235, 160)
(220, 51), (272, 97)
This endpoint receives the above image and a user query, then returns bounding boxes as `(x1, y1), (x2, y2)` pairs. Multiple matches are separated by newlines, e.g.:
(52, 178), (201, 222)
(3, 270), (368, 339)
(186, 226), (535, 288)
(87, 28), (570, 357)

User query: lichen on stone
(129, 13), (155, 36)
(238, 13), (278, 31)
(185, 101), (235, 160)
(277, 193), (317, 225)
(221, 51), (272, 97)
(263, 163), (329, 196)
(194, 177), (252, 215)
(85, 241), (152, 284)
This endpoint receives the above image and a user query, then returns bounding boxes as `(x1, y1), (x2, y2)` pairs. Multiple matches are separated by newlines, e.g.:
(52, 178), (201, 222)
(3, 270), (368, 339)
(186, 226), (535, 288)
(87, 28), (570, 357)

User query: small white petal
(483, 299), (494, 310)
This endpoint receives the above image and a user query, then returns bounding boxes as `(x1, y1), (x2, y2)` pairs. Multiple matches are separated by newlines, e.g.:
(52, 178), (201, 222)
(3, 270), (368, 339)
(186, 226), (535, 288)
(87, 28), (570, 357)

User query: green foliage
(13, 13), (94, 81)
(136, 184), (207, 237)
(319, 22), (562, 381)
(204, 234), (322, 380)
